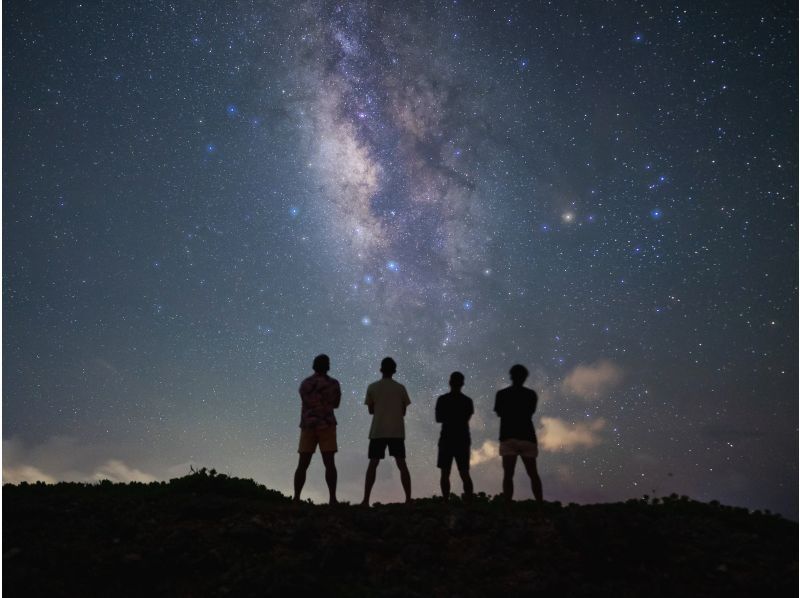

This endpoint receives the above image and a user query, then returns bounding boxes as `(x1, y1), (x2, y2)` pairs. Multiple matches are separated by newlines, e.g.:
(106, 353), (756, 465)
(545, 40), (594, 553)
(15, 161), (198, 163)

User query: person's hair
(449, 371), (465, 387)
(380, 357), (397, 374)
(312, 354), (330, 373)
(509, 364), (529, 384)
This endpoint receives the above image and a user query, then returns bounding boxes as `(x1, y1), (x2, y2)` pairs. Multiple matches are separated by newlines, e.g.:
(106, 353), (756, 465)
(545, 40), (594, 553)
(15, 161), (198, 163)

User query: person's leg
(321, 451), (338, 504)
(458, 466), (474, 499)
(440, 463), (452, 500)
(522, 456), (543, 502)
(395, 457), (412, 503)
(502, 455), (518, 501)
(293, 452), (313, 501)
(455, 451), (473, 499)
(454, 446), (472, 501)
(361, 458), (380, 506)
(438, 448), (452, 500)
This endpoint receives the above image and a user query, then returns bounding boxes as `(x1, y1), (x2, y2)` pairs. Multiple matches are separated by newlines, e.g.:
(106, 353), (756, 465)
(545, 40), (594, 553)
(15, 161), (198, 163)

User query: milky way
(3, 1), (797, 517)
(290, 1), (496, 362)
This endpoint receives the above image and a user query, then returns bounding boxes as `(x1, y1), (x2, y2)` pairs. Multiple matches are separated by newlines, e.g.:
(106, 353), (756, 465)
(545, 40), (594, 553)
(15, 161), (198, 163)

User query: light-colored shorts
(499, 438), (538, 458)
(298, 426), (337, 453)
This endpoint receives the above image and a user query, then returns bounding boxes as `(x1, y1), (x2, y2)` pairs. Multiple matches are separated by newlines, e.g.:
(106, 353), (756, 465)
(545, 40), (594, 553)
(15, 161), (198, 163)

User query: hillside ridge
(3, 469), (797, 597)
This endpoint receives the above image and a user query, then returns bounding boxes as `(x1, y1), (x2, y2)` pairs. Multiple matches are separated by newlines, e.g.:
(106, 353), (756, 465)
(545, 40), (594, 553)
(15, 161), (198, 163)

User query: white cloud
(470, 439), (499, 466)
(539, 417), (607, 452)
(3, 465), (57, 484)
(561, 360), (623, 399)
(2, 436), (157, 485)
(92, 459), (156, 483)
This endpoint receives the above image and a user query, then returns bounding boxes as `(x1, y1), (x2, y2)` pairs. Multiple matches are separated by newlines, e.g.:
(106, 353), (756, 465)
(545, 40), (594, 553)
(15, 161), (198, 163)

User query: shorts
(437, 443), (470, 471)
(298, 426), (337, 453)
(368, 438), (406, 459)
(499, 438), (538, 458)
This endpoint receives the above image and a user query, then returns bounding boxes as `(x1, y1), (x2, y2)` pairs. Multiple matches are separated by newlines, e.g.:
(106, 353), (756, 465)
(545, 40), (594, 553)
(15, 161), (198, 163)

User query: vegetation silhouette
(3, 472), (796, 597)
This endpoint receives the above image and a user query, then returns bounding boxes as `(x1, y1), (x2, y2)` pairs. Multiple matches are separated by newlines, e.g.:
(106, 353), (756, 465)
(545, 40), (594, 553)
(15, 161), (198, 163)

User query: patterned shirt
(299, 373), (341, 429)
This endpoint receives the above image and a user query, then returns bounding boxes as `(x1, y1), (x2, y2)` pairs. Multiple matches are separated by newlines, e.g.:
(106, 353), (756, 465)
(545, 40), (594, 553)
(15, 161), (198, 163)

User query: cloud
(539, 417), (607, 452)
(470, 440), (499, 466)
(2, 465), (57, 484)
(466, 417), (608, 465)
(2, 436), (157, 485)
(561, 360), (623, 399)
(91, 459), (156, 483)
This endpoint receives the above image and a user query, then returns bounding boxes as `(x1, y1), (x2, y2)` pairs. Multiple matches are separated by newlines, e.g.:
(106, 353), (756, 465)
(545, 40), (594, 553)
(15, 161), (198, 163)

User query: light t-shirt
(365, 378), (411, 439)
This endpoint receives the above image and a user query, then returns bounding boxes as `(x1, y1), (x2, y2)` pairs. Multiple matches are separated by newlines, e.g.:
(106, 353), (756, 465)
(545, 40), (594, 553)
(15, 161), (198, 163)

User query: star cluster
(3, 1), (796, 517)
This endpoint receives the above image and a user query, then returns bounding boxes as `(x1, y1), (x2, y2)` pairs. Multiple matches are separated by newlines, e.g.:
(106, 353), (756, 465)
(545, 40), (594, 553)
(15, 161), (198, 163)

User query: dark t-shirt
(435, 392), (474, 446)
(494, 385), (538, 442)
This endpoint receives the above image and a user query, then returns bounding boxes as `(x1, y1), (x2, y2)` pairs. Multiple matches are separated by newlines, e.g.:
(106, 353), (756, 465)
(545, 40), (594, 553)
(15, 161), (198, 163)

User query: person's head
(380, 357), (397, 377)
(312, 354), (330, 374)
(449, 371), (465, 391)
(509, 364), (528, 386)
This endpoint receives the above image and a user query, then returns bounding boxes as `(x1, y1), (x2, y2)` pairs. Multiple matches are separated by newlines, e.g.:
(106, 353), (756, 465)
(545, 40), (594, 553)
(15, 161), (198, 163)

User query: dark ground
(3, 470), (797, 597)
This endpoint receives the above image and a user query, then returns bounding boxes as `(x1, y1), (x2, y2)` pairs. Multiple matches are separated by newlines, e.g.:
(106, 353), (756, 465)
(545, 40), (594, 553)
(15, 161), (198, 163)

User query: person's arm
(332, 380), (342, 409)
(365, 387), (375, 415)
(402, 386), (411, 417)
(467, 398), (474, 421)
(435, 396), (442, 423)
(299, 380), (310, 405)
(493, 392), (502, 417)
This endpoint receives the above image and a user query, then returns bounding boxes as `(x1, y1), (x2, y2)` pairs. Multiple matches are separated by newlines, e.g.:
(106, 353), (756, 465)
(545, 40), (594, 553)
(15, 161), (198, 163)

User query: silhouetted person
(293, 354), (341, 504)
(361, 357), (412, 506)
(494, 364), (543, 502)
(435, 371), (474, 501)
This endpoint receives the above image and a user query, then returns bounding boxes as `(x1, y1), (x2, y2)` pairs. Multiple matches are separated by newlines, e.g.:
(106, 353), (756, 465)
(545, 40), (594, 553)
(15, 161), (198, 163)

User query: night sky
(3, 1), (797, 517)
